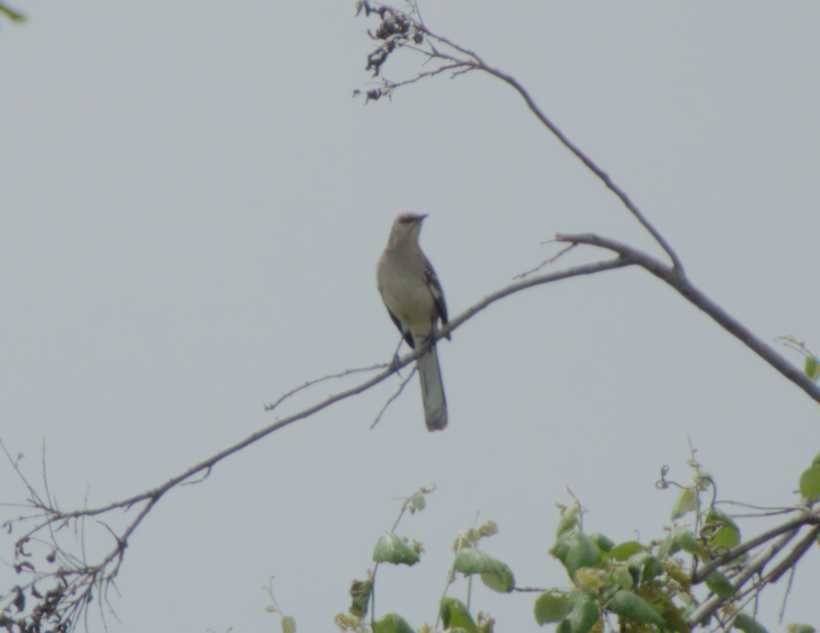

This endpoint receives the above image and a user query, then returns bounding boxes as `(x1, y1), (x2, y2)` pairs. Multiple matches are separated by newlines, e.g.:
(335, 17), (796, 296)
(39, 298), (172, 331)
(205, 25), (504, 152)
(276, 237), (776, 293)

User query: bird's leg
(420, 334), (435, 354)
(389, 333), (405, 372)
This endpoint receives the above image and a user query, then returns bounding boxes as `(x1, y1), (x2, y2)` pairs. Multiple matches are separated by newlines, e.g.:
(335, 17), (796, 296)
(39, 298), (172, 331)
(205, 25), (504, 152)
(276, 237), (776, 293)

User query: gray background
(1, 1), (818, 631)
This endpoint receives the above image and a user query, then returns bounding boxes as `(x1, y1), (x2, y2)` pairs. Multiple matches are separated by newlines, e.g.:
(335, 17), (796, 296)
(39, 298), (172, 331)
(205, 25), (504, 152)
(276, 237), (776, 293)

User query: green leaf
(798, 464), (820, 502)
(703, 509), (741, 550)
(705, 570), (734, 598)
(787, 624), (816, 633)
(733, 613), (770, 633)
(627, 551), (663, 583)
(611, 566), (634, 590)
(372, 534), (420, 565)
(440, 597), (478, 633)
(555, 532), (601, 578)
(551, 536), (571, 562)
(373, 613), (415, 633)
(663, 559), (691, 589)
(589, 533), (614, 552)
(556, 503), (581, 536)
(281, 615), (297, 633)
(562, 592), (600, 633)
(658, 527), (708, 560)
(607, 590), (664, 626)
(534, 590), (572, 625)
(608, 541), (642, 561)
(671, 487), (698, 519)
(453, 548), (490, 574)
(480, 562), (515, 593)
(453, 548), (514, 592)
(805, 355), (819, 380)
(674, 529), (705, 557)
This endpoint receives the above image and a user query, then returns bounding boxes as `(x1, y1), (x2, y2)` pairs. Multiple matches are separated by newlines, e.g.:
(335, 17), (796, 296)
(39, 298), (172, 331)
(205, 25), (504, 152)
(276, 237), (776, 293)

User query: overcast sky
(1, 1), (818, 632)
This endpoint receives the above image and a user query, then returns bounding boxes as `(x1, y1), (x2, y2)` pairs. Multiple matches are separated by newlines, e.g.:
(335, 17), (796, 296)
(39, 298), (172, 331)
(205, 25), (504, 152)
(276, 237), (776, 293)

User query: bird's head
(387, 212), (427, 247)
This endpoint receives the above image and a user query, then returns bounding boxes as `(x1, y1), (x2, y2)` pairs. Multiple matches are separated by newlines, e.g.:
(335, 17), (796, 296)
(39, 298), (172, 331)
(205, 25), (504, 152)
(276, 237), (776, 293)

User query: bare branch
(720, 524), (820, 624)
(1, 254), (630, 630)
(355, 3), (684, 271)
(370, 366), (418, 429)
(264, 363), (386, 412)
(691, 508), (819, 584)
(762, 524), (819, 585)
(688, 526), (801, 626)
(554, 232), (820, 404)
(514, 242), (578, 279)
(354, 5), (820, 406)
(475, 65), (684, 272)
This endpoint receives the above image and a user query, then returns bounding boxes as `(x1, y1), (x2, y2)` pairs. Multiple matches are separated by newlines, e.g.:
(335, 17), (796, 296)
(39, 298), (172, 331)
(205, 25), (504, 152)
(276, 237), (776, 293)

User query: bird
(377, 212), (450, 431)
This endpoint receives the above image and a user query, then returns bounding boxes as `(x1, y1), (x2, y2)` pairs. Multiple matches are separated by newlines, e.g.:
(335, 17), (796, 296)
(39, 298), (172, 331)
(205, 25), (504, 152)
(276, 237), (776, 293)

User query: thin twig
(381, 61), (471, 93)
(514, 242), (578, 279)
(370, 366), (418, 429)
(778, 565), (797, 623)
(512, 586), (548, 593)
(715, 500), (799, 514)
(762, 524), (818, 585)
(264, 363), (386, 412)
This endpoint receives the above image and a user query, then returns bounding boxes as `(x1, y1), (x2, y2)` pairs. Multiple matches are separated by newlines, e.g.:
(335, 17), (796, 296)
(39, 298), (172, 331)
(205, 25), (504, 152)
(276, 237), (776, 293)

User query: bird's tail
(416, 340), (448, 431)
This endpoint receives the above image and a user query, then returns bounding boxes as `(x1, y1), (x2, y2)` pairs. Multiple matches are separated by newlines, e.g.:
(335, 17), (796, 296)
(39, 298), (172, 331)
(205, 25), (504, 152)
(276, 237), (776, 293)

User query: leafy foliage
(335, 450), (818, 632)
(373, 533), (422, 566)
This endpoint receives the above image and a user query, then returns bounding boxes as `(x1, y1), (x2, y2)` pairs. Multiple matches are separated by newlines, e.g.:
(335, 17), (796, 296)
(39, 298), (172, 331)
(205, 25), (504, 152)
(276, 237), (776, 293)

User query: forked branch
(355, 0), (683, 271)
(354, 1), (820, 405)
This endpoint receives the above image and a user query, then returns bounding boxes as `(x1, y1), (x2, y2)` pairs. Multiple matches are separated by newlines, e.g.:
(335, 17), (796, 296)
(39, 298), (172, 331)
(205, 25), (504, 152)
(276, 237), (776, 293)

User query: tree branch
(691, 508), (819, 584)
(475, 64), (684, 273)
(1, 255), (631, 630)
(762, 524), (819, 585)
(687, 526), (801, 627)
(356, 2), (684, 272)
(355, 4), (819, 405)
(554, 233), (820, 404)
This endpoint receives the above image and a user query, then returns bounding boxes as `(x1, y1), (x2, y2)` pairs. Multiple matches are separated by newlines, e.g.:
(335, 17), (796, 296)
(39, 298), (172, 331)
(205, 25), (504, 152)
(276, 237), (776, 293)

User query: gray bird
(377, 213), (450, 431)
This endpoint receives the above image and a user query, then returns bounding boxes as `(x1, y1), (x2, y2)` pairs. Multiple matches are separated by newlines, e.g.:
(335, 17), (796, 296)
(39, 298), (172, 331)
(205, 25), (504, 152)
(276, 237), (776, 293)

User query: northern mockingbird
(377, 213), (450, 431)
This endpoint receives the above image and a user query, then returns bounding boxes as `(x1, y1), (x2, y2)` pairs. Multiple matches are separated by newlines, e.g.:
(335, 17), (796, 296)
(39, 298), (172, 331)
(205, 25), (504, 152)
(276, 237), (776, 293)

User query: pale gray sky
(1, 2), (818, 632)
